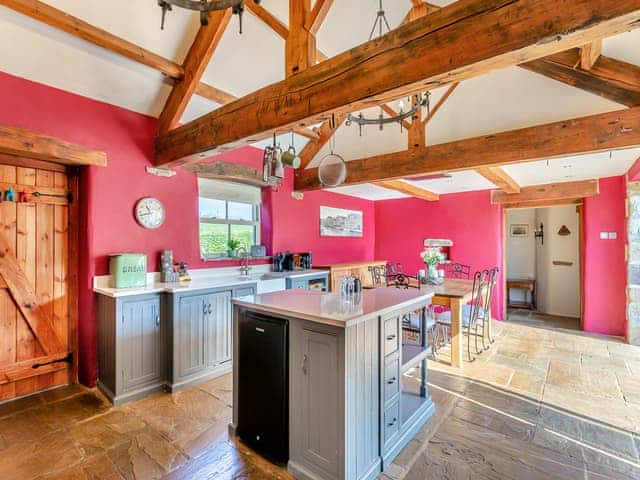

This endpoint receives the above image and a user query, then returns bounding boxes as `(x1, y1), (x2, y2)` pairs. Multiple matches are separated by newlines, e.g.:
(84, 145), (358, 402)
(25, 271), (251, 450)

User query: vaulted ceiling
(0, 0), (639, 200)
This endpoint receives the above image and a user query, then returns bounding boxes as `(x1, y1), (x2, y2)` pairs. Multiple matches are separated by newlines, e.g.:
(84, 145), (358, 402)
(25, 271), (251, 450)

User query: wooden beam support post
(286, 0), (316, 77)
(295, 106), (640, 190)
(0, 124), (107, 167)
(155, 0), (640, 167)
(158, 9), (232, 134)
(581, 40), (603, 70)
(306, 0), (334, 35)
(491, 180), (599, 205)
(476, 166), (521, 193)
(298, 114), (346, 169)
(377, 180), (439, 201)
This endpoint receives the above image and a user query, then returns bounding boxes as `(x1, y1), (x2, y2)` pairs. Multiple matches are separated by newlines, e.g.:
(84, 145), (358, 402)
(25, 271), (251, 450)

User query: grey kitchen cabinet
(285, 273), (329, 291)
(97, 293), (165, 406)
(206, 290), (232, 367)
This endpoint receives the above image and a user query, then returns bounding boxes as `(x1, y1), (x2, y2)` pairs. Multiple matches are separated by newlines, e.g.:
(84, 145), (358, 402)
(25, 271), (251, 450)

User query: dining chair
(445, 262), (472, 279)
(386, 262), (403, 283)
(479, 267), (499, 348)
(368, 265), (387, 287)
(435, 270), (488, 362)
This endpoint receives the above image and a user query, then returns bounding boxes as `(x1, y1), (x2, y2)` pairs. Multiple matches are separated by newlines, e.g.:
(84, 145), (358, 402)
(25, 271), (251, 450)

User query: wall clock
(135, 197), (165, 229)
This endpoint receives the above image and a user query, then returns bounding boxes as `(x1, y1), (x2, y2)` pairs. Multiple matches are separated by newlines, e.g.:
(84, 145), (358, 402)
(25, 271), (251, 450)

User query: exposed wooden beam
(423, 83), (459, 126)
(0, 0), (184, 79)
(407, 101), (426, 149)
(521, 49), (640, 107)
(491, 180), (599, 205)
(581, 40), (602, 70)
(158, 9), (232, 134)
(376, 180), (439, 201)
(476, 166), (521, 193)
(245, 0), (289, 39)
(295, 106), (640, 190)
(306, 0), (334, 34)
(0, 125), (107, 167)
(501, 198), (583, 210)
(155, 0), (640, 168)
(286, 0), (316, 77)
(184, 161), (270, 187)
(298, 114), (346, 170)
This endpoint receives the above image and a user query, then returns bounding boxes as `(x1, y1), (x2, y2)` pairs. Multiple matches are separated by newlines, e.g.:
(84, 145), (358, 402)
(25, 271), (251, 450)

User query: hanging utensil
(317, 134), (347, 188)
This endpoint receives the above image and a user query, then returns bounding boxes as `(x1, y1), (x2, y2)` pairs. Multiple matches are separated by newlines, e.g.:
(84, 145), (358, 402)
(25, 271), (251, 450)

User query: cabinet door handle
(387, 417), (397, 427)
(208, 304), (213, 315)
(386, 334), (396, 341)
(387, 377), (396, 384)
(203, 303), (208, 315)
(155, 315), (160, 327)
(302, 354), (308, 375)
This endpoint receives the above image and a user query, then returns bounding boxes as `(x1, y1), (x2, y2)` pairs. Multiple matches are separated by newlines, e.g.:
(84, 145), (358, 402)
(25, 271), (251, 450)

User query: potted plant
(421, 247), (445, 284)
(227, 239), (240, 258)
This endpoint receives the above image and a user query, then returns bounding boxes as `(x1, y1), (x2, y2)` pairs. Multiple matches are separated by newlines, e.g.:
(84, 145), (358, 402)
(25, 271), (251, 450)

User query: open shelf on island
(401, 366), (428, 423)
(401, 343), (430, 374)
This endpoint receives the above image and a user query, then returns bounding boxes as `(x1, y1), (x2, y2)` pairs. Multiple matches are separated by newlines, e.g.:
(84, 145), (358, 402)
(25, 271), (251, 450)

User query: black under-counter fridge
(237, 311), (289, 464)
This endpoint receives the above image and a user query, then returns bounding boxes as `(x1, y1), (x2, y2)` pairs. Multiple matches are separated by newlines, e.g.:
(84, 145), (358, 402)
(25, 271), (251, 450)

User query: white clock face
(135, 197), (165, 229)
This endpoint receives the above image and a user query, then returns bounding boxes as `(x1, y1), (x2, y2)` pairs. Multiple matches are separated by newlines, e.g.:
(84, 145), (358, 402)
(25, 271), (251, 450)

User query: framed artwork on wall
(320, 206), (363, 237)
(510, 224), (529, 238)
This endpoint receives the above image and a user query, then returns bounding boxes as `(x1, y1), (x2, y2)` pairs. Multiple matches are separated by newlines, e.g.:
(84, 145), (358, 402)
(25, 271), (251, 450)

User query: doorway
(0, 160), (78, 401)
(504, 204), (583, 330)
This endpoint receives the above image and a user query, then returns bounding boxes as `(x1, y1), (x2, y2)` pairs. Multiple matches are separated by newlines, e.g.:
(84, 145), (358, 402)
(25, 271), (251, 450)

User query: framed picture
(510, 224), (529, 238)
(320, 206), (363, 237)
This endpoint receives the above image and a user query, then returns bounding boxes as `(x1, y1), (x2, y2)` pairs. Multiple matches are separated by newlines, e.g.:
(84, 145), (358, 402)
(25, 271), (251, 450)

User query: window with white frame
(198, 178), (261, 259)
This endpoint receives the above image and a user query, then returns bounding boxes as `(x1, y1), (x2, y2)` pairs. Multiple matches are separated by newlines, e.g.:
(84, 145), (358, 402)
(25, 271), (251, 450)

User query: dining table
(428, 278), (479, 368)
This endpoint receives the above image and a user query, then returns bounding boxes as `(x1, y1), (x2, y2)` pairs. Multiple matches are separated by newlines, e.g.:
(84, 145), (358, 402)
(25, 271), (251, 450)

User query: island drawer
(383, 315), (400, 356)
(383, 399), (400, 448)
(383, 355), (400, 404)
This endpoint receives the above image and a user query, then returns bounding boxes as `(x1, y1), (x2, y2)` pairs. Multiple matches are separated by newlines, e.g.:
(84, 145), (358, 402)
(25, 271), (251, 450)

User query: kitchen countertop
(94, 269), (328, 298)
(231, 288), (435, 328)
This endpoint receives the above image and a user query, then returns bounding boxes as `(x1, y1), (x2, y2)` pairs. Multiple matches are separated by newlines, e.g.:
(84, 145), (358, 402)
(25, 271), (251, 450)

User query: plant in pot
(421, 247), (445, 284)
(227, 239), (241, 258)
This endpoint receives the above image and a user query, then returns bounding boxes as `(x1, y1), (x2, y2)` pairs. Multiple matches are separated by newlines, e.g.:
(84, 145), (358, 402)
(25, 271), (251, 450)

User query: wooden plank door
(0, 161), (75, 401)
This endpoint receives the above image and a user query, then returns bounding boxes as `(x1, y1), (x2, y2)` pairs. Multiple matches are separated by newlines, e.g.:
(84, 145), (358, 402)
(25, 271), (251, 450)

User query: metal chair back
(393, 273), (421, 290)
(446, 263), (471, 279)
(368, 265), (387, 287)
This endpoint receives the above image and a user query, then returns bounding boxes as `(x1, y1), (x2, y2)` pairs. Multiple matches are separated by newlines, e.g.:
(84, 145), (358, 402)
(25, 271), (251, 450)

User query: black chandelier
(344, 0), (430, 134)
(158, 0), (261, 33)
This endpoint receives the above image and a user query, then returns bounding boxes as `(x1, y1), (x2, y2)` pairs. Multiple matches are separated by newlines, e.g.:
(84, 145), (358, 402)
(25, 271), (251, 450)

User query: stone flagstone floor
(0, 320), (639, 479)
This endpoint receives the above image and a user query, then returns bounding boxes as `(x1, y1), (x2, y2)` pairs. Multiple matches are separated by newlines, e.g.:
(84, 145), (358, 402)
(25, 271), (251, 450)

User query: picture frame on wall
(510, 224), (529, 238)
(320, 206), (363, 237)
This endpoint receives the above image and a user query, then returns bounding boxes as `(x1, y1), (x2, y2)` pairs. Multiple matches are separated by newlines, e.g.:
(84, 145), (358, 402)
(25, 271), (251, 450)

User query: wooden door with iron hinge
(0, 158), (78, 401)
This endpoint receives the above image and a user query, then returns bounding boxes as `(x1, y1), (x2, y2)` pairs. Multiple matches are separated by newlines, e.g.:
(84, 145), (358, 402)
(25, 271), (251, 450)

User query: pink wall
(0, 72), (375, 386)
(583, 176), (627, 336)
(374, 191), (505, 320)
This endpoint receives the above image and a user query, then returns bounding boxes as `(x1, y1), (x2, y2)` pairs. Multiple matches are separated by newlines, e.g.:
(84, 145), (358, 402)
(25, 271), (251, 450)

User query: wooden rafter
(476, 167), (521, 194)
(306, 0), (334, 34)
(295, 106), (640, 190)
(521, 48), (640, 107)
(155, 0), (640, 167)
(245, 0), (289, 39)
(286, 0), (316, 77)
(158, 9), (232, 134)
(581, 40), (603, 70)
(377, 180), (439, 201)
(423, 83), (459, 126)
(0, 124), (107, 167)
(491, 180), (599, 205)
(298, 114), (346, 169)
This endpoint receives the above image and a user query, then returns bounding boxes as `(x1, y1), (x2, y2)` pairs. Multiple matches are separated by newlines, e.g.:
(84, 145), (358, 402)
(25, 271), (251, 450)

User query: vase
(427, 264), (439, 282)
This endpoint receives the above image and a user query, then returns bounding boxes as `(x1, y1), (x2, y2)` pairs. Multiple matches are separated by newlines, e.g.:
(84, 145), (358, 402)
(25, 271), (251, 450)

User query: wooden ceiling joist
(286, 0), (316, 77)
(0, 124), (107, 167)
(306, 0), (334, 34)
(158, 9), (232, 134)
(521, 48), (640, 107)
(476, 167), (521, 194)
(491, 179), (599, 205)
(245, 0), (289, 40)
(294, 106), (640, 190)
(581, 40), (603, 70)
(376, 180), (439, 201)
(154, 0), (640, 168)
(298, 113), (346, 170)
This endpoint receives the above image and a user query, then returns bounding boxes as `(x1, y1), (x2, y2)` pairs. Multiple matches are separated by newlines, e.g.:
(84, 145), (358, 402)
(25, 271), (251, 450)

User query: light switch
(609, 232), (617, 240)
(600, 232), (609, 239)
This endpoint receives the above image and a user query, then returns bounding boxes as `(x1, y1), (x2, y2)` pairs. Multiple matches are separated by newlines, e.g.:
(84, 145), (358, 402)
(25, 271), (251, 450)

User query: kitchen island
(231, 288), (436, 480)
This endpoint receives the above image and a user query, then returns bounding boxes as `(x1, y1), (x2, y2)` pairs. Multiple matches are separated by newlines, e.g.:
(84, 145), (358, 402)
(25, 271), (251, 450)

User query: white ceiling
(0, 0), (638, 200)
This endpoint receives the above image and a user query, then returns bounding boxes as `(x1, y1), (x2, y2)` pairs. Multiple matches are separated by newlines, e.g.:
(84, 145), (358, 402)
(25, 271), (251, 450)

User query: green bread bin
(109, 253), (147, 288)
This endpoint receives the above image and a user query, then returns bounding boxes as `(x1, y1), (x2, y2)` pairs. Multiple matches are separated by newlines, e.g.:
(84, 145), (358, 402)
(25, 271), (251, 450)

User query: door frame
(502, 201), (585, 329)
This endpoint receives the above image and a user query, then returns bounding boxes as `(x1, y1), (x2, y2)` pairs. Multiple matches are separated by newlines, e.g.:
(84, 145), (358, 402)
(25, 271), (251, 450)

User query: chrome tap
(237, 247), (251, 277)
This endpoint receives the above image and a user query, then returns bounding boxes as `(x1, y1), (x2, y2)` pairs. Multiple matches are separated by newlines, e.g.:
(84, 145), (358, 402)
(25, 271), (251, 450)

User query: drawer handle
(387, 417), (397, 427)
(208, 304), (213, 315)
(387, 377), (396, 384)
(203, 303), (208, 315)
(386, 334), (396, 341)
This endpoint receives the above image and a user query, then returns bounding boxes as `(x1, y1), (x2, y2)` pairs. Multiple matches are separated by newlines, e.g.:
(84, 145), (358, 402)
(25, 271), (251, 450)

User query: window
(199, 179), (261, 259)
